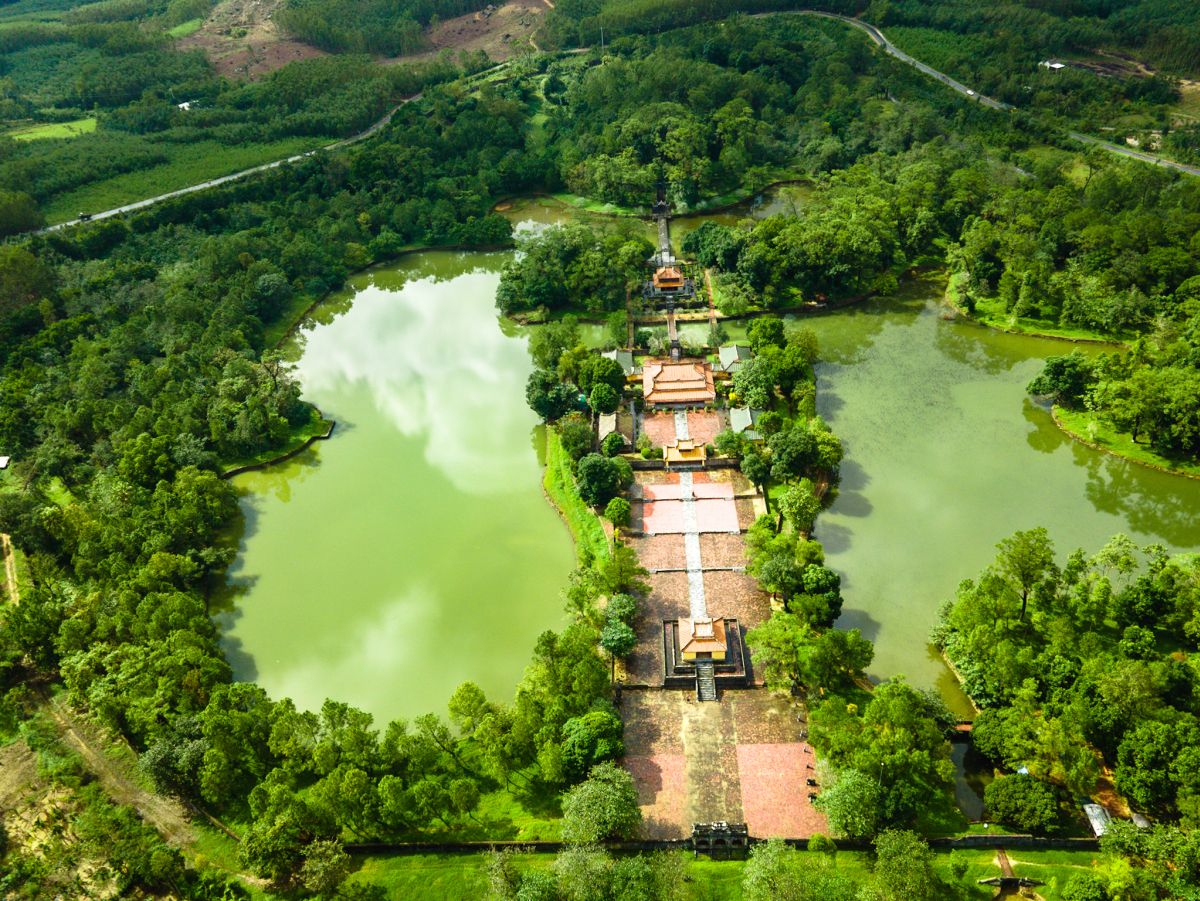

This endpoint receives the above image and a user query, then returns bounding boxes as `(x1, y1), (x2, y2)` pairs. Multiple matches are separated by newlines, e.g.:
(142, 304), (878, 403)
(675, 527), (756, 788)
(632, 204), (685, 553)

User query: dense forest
(2, 7), (1200, 897)
(935, 530), (1200, 897)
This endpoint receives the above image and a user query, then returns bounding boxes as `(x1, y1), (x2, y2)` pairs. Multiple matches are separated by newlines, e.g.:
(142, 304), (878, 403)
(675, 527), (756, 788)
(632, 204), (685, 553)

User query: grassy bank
(945, 273), (1124, 344)
(542, 428), (610, 563)
(1053, 407), (1200, 479)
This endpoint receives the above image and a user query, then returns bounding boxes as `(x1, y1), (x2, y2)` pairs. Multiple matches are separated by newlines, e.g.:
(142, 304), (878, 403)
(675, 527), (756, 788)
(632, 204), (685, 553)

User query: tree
(529, 317), (581, 370)
(748, 316), (786, 352)
(742, 838), (858, 901)
(994, 527), (1056, 621)
(983, 774), (1059, 834)
(815, 769), (881, 839)
(1027, 351), (1097, 409)
(601, 431), (625, 456)
(559, 414), (594, 461)
(732, 357), (775, 409)
(768, 423), (818, 483)
(589, 382), (620, 415)
(806, 628), (873, 691)
(561, 709), (624, 778)
(0, 190), (43, 237)
(576, 454), (621, 506)
(777, 479), (821, 533)
(600, 618), (636, 681)
(871, 830), (941, 901)
(0, 245), (55, 318)
(604, 496), (631, 528)
(741, 448), (772, 499)
(300, 839), (351, 897)
(560, 761), (641, 843)
(527, 369), (577, 422)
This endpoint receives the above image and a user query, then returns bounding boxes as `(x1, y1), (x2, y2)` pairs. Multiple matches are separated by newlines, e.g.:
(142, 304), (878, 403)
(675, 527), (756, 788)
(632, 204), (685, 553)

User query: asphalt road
(33, 20), (1200, 233)
(796, 11), (1200, 177)
(37, 95), (422, 234)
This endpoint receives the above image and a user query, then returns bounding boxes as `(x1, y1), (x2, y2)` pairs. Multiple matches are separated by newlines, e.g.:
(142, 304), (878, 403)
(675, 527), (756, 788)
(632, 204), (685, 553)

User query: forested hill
(539, 0), (1200, 78)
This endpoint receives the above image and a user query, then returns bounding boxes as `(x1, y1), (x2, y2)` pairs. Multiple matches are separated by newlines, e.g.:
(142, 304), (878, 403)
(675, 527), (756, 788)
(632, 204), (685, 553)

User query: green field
(41, 136), (328, 222)
(7, 117), (97, 141)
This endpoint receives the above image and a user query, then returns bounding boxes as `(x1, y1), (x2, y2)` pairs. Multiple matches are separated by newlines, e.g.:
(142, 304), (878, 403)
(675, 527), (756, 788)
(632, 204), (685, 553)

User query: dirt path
(1, 532), (18, 604)
(42, 695), (197, 848)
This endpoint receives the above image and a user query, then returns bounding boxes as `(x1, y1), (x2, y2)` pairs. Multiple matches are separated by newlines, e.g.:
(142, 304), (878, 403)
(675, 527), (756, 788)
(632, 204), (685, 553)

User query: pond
(217, 251), (574, 725)
(803, 279), (1200, 714)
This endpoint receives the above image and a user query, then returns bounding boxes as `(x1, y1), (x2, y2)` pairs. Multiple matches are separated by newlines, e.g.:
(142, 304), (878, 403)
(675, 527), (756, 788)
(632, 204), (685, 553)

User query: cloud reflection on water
(297, 271), (539, 495)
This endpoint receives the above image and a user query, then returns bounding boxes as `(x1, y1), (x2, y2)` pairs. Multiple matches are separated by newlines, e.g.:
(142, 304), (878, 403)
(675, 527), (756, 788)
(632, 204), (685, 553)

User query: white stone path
(676, 406), (708, 620)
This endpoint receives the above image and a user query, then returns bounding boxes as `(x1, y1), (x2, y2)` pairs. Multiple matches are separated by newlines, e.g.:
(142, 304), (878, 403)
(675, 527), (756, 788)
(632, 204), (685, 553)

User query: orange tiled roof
(642, 360), (715, 405)
(679, 618), (728, 655)
(653, 266), (685, 288)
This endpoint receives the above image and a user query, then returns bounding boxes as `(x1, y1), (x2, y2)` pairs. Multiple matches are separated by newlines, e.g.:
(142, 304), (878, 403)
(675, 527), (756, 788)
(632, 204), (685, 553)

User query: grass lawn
(542, 427), (610, 563)
(220, 408), (333, 475)
(1006, 849), (1104, 899)
(42, 136), (329, 223)
(167, 16), (203, 37)
(1054, 407), (1200, 479)
(341, 847), (1038, 900)
(7, 117), (96, 141)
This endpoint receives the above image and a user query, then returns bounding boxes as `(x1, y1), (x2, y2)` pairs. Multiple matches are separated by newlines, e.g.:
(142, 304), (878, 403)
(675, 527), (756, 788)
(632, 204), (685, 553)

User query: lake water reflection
(218, 252), (574, 724)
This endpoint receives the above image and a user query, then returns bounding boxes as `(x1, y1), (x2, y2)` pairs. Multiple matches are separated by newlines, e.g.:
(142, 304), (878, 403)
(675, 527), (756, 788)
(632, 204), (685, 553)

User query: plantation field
(41, 135), (327, 223)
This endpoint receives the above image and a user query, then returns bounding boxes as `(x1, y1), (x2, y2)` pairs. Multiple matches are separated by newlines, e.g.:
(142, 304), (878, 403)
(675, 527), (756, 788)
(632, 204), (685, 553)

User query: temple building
(678, 617), (728, 661)
(642, 360), (716, 406)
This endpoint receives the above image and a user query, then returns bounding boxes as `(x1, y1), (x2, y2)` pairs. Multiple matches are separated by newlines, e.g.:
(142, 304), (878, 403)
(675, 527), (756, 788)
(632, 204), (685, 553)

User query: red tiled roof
(642, 360), (715, 405)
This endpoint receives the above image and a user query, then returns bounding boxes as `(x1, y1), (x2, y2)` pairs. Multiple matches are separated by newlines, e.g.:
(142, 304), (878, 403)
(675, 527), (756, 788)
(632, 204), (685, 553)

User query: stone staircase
(696, 660), (717, 701)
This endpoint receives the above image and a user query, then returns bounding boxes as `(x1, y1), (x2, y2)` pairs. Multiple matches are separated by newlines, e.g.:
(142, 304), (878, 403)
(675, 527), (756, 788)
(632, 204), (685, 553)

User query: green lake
(804, 282), (1200, 711)
(222, 201), (1200, 724)
(218, 252), (574, 725)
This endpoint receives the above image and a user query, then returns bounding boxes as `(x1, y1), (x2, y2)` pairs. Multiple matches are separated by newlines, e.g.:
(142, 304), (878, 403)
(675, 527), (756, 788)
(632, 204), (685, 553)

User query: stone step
(696, 660), (717, 702)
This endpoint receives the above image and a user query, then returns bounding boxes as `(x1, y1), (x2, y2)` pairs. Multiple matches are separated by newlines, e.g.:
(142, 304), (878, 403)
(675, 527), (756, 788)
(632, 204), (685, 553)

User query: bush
(983, 775), (1059, 834)
(601, 431), (625, 456)
(604, 496), (631, 528)
(611, 455), (633, 487)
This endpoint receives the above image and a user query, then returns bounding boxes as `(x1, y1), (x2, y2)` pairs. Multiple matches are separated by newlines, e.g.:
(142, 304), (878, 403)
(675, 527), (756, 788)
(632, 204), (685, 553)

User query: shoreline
(1051, 407), (1200, 482)
(220, 418), (336, 479)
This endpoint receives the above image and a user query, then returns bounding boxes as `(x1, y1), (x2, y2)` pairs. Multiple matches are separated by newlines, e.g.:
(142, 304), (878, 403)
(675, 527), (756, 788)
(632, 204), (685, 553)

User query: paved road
(797, 11), (1013, 111)
(794, 10), (1200, 177)
(37, 95), (422, 234)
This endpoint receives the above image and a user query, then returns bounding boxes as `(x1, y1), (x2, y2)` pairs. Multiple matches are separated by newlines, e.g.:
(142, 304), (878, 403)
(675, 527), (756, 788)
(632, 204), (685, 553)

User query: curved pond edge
(1051, 407), (1200, 482)
(221, 419), (336, 479)
(942, 276), (1126, 347)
